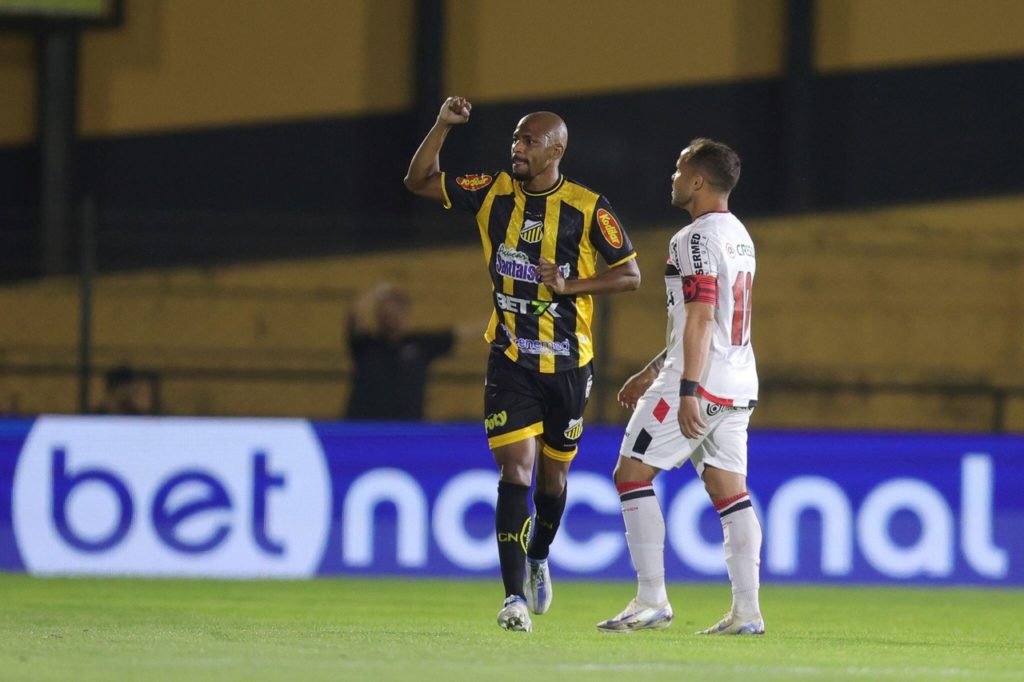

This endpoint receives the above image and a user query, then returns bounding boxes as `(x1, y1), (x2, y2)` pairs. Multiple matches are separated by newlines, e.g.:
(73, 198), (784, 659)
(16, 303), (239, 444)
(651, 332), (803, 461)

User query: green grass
(0, 575), (1022, 681)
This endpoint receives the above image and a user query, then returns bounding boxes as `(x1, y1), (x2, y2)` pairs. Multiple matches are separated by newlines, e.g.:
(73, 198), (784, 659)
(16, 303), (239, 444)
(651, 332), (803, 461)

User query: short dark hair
(685, 138), (741, 193)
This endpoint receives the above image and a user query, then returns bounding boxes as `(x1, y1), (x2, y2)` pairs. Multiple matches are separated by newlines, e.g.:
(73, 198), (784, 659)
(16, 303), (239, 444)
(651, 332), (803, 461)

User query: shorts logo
(706, 402), (722, 417)
(485, 411), (508, 431)
(520, 218), (544, 244)
(456, 174), (493, 191)
(563, 418), (583, 441)
(585, 375), (593, 401)
(596, 209), (623, 248)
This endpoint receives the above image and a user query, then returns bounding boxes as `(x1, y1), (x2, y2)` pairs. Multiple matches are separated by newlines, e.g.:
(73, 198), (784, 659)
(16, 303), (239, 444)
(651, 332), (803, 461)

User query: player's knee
(612, 456), (656, 487)
(491, 443), (535, 486)
(701, 466), (745, 500)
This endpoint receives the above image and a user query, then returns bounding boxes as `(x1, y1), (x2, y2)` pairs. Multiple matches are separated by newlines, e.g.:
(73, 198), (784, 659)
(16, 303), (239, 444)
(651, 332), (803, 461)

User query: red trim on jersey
(697, 386), (733, 406)
(682, 274), (717, 304)
(713, 491), (749, 511)
(616, 481), (653, 495)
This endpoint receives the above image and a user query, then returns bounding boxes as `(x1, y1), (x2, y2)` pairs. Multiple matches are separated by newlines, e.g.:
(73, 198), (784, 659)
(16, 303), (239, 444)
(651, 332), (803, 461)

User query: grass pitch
(0, 575), (1021, 681)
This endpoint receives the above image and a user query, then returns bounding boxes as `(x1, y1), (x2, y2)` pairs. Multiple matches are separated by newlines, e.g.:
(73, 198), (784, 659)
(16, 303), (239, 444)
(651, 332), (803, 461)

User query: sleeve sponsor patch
(682, 274), (717, 305)
(455, 174), (493, 191)
(687, 232), (710, 275)
(596, 208), (624, 248)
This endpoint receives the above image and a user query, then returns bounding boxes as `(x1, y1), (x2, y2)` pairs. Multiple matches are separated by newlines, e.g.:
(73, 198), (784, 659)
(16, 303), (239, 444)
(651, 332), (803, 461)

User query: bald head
(511, 111), (568, 187)
(519, 111), (568, 149)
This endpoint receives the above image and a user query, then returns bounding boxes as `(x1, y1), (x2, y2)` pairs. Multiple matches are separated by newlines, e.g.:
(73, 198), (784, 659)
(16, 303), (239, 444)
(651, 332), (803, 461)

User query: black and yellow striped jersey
(442, 170), (637, 373)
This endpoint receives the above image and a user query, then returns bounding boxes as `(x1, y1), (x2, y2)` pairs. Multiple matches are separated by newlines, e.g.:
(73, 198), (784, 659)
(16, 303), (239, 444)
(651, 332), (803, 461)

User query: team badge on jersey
(596, 209), (623, 248)
(520, 218), (544, 243)
(563, 417), (583, 441)
(456, 174), (493, 191)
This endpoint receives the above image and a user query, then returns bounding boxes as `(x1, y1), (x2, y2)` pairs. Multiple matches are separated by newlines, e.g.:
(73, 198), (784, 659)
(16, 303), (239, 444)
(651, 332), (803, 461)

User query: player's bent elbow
(403, 174), (422, 194)
(403, 173), (440, 200)
(619, 261), (641, 291)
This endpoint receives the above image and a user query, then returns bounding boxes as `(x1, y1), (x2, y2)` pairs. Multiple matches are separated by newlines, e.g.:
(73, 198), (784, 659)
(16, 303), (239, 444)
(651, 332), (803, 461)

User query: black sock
(526, 485), (567, 561)
(495, 480), (531, 598)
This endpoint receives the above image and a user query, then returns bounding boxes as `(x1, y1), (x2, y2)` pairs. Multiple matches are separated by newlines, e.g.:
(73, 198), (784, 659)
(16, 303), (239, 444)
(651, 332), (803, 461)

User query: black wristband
(679, 379), (699, 397)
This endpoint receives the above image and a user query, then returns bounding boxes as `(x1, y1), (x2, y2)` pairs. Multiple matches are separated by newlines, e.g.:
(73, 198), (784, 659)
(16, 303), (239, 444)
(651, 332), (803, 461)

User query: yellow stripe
(439, 171), (453, 209)
(498, 182), (525, 364)
(602, 250), (634, 266)
(573, 193), (599, 368)
(542, 442), (578, 462)
(477, 174), (511, 268)
(484, 308), (500, 343)
(488, 422), (544, 449)
(537, 196), (561, 373)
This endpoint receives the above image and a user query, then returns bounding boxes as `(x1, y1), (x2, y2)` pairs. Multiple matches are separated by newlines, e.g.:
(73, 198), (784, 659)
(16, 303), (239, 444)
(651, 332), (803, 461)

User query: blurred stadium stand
(1, 0), (1022, 429)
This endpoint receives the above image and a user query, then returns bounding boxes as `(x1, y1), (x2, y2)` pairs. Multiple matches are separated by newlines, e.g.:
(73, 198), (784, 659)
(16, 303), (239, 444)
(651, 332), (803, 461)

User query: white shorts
(619, 374), (753, 477)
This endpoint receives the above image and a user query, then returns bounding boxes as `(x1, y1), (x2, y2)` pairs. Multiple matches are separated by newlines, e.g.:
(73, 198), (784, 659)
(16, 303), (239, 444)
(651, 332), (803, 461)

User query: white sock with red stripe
(714, 491), (762, 618)
(617, 481), (668, 607)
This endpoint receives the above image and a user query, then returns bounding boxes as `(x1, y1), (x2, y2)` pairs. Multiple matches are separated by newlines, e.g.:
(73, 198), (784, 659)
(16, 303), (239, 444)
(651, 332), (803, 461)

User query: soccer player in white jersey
(597, 138), (763, 635)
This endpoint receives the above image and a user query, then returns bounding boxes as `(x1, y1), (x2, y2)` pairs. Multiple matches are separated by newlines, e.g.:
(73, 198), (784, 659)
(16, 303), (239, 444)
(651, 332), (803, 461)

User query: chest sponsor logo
(496, 292), (561, 317)
(495, 244), (569, 284)
(596, 209), (623, 248)
(455, 174), (493, 191)
(520, 218), (544, 244)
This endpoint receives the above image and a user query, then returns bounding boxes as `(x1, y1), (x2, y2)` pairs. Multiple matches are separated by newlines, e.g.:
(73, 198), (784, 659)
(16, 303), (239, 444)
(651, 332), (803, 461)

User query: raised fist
(438, 96), (472, 125)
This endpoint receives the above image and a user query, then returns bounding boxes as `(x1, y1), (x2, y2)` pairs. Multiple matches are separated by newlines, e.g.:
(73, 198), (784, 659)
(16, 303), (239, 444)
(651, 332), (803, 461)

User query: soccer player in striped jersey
(597, 139), (764, 635)
(405, 96), (641, 632)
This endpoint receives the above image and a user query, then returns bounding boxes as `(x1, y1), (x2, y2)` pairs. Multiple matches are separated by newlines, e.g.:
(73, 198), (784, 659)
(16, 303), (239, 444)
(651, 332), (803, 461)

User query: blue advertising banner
(0, 417), (1021, 585)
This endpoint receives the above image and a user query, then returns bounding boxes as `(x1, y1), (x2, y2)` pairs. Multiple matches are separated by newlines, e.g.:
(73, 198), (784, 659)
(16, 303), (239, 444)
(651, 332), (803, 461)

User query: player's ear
(692, 174), (705, 191)
(551, 143), (565, 161)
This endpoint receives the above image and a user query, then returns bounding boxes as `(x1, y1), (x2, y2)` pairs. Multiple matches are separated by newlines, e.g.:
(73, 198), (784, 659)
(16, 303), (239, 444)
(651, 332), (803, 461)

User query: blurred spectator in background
(0, 393), (20, 417)
(345, 283), (468, 420)
(95, 365), (148, 415)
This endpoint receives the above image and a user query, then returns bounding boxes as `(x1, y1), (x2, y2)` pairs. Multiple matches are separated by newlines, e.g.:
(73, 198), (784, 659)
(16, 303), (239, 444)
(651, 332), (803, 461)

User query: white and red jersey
(663, 211), (758, 406)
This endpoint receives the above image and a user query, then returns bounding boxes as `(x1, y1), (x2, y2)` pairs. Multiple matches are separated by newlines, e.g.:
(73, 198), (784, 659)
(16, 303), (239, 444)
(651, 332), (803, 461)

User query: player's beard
(511, 159), (531, 181)
(671, 187), (691, 210)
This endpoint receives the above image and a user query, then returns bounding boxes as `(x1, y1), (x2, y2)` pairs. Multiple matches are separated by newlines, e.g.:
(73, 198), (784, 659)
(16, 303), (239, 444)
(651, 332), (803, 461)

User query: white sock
(715, 492), (762, 618)
(618, 481), (668, 607)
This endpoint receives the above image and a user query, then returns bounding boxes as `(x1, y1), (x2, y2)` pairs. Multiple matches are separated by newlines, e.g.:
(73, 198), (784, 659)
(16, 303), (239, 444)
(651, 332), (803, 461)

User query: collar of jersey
(693, 210), (732, 222)
(519, 175), (565, 197)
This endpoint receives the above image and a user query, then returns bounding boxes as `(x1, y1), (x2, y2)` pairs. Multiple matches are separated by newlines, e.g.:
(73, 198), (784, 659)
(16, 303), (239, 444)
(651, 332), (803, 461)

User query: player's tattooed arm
(617, 348), (666, 410)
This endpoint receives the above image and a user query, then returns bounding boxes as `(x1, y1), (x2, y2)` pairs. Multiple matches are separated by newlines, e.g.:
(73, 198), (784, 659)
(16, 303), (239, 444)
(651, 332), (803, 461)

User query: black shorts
(483, 347), (594, 461)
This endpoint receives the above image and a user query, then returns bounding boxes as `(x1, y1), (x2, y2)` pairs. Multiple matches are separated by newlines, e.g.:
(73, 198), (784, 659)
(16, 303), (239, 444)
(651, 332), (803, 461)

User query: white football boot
(496, 595), (533, 632)
(596, 597), (674, 633)
(524, 558), (553, 614)
(696, 611), (765, 635)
